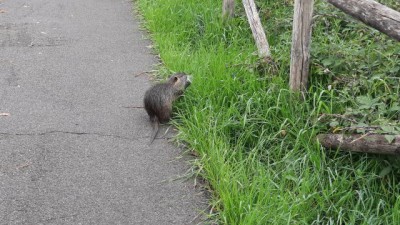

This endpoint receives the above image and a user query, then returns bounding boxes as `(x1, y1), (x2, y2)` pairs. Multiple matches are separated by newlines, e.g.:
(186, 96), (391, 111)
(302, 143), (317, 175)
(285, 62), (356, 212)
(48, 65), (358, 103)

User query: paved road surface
(0, 0), (206, 224)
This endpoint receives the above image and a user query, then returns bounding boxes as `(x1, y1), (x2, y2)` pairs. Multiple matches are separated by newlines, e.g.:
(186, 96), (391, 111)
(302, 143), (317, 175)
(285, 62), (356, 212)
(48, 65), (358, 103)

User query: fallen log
(317, 134), (400, 155)
(326, 0), (400, 41)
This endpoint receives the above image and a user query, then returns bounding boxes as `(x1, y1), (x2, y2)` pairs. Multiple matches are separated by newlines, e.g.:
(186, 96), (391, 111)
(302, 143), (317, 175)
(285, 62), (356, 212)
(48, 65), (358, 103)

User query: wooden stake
(242, 0), (271, 60)
(222, 0), (235, 21)
(289, 0), (314, 92)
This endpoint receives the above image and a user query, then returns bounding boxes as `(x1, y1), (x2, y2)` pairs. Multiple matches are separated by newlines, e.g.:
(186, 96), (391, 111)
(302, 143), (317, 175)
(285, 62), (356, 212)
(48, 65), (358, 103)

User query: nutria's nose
(185, 75), (192, 88)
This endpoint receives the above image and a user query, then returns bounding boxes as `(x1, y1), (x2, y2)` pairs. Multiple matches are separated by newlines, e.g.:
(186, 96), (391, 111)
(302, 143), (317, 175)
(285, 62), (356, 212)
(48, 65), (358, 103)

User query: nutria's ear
(173, 76), (179, 83)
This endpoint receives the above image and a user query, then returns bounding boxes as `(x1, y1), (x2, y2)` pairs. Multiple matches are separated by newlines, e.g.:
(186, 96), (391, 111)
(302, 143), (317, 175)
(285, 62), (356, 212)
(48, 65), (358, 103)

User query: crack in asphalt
(0, 130), (145, 141)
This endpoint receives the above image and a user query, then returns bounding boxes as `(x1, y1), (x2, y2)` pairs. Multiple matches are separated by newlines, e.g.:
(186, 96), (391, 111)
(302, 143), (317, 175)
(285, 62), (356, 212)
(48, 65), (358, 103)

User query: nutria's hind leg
(158, 104), (172, 124)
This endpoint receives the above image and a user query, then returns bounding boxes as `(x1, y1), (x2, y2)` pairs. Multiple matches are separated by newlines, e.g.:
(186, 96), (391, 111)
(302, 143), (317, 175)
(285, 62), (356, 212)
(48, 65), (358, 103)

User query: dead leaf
(0, 9), (6, 13)
(17, 162), (32, 170)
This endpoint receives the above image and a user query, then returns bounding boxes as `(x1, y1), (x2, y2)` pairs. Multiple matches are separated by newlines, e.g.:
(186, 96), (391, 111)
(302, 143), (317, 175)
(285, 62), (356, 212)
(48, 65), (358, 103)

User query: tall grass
(135, 0), (400, 224)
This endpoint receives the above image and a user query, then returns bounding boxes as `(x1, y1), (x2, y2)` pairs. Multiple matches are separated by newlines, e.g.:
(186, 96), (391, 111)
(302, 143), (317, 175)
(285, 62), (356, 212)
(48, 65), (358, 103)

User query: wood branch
(289, 0), (314, 92)
(317, 134), (400, 155)
(222, 0), (235, 21)
(242, 0), (271, 60)
(326, 0), (400, 41)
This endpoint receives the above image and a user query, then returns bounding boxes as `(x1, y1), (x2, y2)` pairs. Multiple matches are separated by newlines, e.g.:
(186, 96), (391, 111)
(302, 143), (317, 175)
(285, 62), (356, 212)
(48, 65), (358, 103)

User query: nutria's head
(169, 72), (192, 90)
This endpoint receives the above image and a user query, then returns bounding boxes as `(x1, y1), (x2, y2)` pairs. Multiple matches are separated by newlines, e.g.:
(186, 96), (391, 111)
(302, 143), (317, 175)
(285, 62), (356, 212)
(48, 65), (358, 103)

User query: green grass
(135, 0), (400, 224)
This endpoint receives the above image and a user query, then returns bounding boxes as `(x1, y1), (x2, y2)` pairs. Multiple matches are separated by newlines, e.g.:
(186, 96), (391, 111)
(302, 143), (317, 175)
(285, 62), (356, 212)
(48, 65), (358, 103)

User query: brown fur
(143, 73), (191, 144)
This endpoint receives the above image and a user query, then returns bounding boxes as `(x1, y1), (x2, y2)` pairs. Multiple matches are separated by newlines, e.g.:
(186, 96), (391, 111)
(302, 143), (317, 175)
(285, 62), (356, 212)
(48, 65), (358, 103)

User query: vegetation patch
(135, 0), (400, 224)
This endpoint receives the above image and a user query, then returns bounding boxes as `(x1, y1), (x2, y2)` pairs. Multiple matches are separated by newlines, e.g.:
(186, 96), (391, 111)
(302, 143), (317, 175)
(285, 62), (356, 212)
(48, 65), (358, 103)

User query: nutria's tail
(149, 117), (159, 145)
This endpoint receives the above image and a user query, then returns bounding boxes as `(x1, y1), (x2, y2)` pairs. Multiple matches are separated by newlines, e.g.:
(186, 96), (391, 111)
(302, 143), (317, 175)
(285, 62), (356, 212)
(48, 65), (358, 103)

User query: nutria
(144, 73), (192, 144)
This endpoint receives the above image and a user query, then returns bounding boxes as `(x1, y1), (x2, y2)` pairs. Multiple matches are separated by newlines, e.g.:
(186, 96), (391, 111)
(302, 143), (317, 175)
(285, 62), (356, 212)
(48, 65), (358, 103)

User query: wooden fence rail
(327, 0), (400, 41)
(289, 0), (400, 92)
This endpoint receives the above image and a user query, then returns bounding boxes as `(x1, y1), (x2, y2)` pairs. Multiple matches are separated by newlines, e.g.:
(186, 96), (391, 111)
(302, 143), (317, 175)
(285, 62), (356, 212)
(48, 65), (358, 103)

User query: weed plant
(135, 0), (400, 224)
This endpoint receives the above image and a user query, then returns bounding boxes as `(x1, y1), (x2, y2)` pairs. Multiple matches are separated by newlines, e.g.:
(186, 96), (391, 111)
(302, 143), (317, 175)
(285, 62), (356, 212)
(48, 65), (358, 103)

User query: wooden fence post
(242, 0), (271, 61)
(222, 0), (235, 21)
(289, 0), (314, 92)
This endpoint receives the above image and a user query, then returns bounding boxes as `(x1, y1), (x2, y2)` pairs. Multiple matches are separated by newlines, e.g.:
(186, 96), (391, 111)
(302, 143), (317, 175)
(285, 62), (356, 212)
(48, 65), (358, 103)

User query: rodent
(143, 73), (192, 144)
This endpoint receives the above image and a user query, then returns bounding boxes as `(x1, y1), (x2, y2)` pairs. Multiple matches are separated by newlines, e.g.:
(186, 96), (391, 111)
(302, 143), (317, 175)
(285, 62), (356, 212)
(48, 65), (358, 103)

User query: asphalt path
(0, 0), (206, 224)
